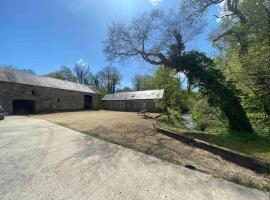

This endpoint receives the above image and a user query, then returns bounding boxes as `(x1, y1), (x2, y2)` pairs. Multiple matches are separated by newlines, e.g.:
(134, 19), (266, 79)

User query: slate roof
(101, 89), (164, 101)
(0, 68), (99, 94)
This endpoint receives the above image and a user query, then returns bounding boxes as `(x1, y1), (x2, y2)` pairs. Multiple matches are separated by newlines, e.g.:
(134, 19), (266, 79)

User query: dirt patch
(33, 110), (270, 191)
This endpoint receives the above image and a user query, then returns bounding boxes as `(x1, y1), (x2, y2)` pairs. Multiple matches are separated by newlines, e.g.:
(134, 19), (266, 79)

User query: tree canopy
(46, 66), (77, 82)
(132, 74), (150, 91)
(95, 65), (122, 94)
(74, 62), (91, 84)
(0, 65), (36, 75)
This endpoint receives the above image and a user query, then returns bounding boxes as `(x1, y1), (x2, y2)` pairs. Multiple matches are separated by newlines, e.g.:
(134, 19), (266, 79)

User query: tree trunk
(172, 51), (254, 133)
(206, 81), (254, 133)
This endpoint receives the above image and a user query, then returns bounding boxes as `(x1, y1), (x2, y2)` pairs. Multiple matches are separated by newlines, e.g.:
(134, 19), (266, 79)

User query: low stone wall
(155, 125), (270, 174)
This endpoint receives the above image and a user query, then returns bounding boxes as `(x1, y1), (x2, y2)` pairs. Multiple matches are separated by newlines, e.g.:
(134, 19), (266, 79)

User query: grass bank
(156, 120), (270, 162)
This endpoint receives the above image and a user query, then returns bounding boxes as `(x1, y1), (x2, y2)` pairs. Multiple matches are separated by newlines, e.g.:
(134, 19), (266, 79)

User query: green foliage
(46, 66), (77, 82)
(192, 95), (228, 132)
(167, 107), (182, 126)
(157, 122), (270, 162)
(132, 74), (150, 91)
(116, 87), (133, 92)
(226, 175), (269, 192)
(177, 91), (195, 113)
(177, 51), (253, 133)
(147, 66), (183, 111)
(210, 0), (270, 136)
(0, 65), (36, 75)
(180, 0), (270, 133)
(146, 66), (190, 125)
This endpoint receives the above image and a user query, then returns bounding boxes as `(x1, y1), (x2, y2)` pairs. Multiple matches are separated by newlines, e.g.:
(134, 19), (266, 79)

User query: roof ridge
(0, 68), (99, 94)
(113, 89), (164, 94)
(102, 89), (164, 100)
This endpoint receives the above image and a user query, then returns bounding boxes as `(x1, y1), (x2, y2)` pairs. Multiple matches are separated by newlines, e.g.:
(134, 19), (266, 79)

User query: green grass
(226, 175), (270, 191)
(157, 120), (270, 162)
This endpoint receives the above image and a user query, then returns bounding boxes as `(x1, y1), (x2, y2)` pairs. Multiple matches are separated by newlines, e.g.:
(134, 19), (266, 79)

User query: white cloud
(216, 1), (227, 22)
(77, 59), (84, 63)
(216, 0), (243, 22)
(150, 0), (162, 6)
(76, 59), (89, 67)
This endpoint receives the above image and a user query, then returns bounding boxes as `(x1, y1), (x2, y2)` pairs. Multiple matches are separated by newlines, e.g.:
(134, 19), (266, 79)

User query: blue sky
(0, 0), (219, 88)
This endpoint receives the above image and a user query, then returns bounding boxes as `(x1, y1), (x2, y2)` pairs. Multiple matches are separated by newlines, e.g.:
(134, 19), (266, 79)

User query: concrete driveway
(0, 116), (268, 200)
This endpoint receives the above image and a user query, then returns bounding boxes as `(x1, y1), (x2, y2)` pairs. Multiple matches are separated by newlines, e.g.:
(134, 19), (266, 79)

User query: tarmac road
(0, 116), (269, 200)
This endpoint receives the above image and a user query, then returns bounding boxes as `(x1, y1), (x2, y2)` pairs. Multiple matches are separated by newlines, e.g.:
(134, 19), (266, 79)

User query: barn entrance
(84, 95), (93, 109)
(13, 100), (36, 115)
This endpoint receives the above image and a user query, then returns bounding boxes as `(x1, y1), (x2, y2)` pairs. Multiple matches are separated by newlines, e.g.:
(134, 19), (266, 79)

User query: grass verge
(225, 175), (270, 191)
(157, 120), (270, 162)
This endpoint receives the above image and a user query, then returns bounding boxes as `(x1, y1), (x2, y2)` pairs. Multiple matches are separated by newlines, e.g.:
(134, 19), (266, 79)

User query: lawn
(156, 120), (270, 162)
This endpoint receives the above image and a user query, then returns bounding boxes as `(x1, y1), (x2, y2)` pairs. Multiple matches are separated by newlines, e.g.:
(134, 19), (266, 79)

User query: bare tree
(74, 61), (91, 84)
(104, 9), (204, 65)
(97, 65), (122, 94)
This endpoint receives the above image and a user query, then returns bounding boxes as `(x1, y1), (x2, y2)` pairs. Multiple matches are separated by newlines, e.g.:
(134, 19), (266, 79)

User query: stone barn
(0, 69), (100, 114)
(101, 89), (164, 112)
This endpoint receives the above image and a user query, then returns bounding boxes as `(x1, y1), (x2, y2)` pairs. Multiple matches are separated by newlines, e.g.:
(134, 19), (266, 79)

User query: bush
(248, 112), (270, 140)
(192, 96), (228, 132)
(168, 107), (182, 125)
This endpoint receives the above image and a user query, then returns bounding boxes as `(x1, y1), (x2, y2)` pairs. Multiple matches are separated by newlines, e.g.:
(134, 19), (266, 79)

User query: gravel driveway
(0, 116), (268, 200)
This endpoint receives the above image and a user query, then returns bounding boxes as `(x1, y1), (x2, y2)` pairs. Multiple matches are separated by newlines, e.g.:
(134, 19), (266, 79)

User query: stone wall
(155, 125), (270, 174)
(0, 81), (100, 114)
(101, 99), (163, 112)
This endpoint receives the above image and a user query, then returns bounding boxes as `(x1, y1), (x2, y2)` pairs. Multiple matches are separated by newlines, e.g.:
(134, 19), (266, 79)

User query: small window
(57, 98), (61, 103)
(143, 102), (147, 109)
(119, 102), (123, 108)
(32, 90), (36, 96)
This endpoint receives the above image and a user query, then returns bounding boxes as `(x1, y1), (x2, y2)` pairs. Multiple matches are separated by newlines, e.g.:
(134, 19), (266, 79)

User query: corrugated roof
(0, 68), (99, 94)
(101, 89), (164, 101)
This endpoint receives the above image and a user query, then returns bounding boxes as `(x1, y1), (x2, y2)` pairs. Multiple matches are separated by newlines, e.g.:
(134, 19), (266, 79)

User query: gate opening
(13, 100), (36, 115)
(84, 95), (93, 109)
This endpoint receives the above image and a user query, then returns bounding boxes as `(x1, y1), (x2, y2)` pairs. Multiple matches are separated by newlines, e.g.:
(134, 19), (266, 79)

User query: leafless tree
(104, 9), (204, 66)
(74, 61), (91, 84)
(97, 65), (122, 93)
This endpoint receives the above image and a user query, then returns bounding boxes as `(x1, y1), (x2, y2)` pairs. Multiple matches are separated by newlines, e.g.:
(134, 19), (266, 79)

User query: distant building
(0, 69), (100, 114)
(101, 89), (164, 112)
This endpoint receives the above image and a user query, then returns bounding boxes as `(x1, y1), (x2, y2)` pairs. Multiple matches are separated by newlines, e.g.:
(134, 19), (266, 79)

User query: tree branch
(213, 29), (234, 42)
(213, 13), (234, 19)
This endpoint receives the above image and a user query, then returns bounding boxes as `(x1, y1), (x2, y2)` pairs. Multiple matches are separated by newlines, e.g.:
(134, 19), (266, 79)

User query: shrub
(192, 96), (228, 132)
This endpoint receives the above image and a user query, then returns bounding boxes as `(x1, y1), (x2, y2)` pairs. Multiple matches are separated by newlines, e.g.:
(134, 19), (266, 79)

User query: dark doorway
(84, 95), (93, 109)
(13, 100), (36, 115)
